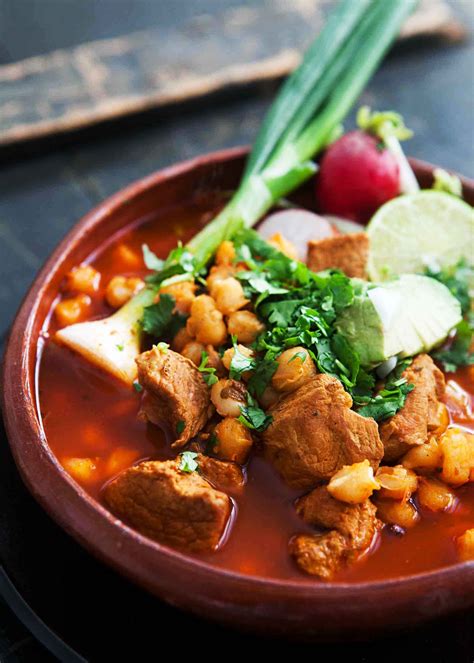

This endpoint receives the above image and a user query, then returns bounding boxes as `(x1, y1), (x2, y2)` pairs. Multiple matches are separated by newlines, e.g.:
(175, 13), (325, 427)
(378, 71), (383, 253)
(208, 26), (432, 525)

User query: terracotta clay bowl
(2, 147), (474, 640)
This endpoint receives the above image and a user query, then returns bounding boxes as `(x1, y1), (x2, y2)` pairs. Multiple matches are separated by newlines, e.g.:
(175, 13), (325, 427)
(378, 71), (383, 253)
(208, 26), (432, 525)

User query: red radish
(316, 130), (400, 223)
(257, 209), (336, 261)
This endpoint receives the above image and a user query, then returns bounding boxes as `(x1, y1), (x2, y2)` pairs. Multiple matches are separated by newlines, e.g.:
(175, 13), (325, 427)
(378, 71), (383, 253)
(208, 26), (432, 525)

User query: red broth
(37, 197), (474, 582)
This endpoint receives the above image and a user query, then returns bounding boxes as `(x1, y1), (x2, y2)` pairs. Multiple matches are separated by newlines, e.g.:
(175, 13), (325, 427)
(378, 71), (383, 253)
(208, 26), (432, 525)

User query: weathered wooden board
(0, 0), (466, 147)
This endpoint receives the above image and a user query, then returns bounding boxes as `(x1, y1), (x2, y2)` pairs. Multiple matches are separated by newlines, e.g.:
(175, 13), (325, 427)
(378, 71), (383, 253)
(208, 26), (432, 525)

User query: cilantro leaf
(331, 333), (360, 385)
(146, 244), (198, 286)
(229, 340), (256, 380)
(198, 351), (218, 386)
(425, 260), (473, 372)
(238, 393), (273, 432)
(357, 382), (414, 421)
(142, 294), (186, 340)
(238, 406), (272, 432)
(260, 299), (301, 328)
(425, 259), (472, 316)
(178, 451), (198, 473)
(357, 359), (414, 422)
(246, 356), (278, 397)
(434, 320), (474, 372)
(142, 294), (175, 337)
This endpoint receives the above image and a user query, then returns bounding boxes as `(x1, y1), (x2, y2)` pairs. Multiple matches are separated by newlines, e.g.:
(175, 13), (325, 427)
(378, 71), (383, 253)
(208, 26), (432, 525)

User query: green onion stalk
(189, 0), (417, 268)
(56, 0), (418, 384)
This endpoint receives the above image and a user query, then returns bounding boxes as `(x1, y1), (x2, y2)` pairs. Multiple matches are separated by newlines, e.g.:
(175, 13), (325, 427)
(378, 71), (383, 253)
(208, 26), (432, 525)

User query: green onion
(188, 0), (417, 268)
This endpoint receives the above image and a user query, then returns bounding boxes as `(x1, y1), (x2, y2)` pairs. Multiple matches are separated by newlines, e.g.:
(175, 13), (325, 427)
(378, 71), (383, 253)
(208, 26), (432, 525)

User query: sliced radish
(257, 209), (336, 261)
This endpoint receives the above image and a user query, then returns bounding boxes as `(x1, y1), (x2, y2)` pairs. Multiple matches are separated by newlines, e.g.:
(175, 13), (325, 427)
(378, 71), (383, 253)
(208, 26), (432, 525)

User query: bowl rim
(2, 146), (473, 606)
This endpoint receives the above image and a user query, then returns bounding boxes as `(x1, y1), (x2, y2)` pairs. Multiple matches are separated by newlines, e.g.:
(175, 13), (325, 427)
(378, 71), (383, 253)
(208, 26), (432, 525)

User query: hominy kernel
(456, 528), (474, 561)
(55, 294), (91, 327)
(439, 427), (474, 486)
(160, 280), (196, 315)
(210, 277), (248, 315)
(215, 240), (236, 266)
(272, 347), (317, 393)
(186, 295), (227, 346)
(402, 437), (443, 473)
(211, 379), (247, 418)
(65, 264), (101, 295)
(328, 460), (380, 504)
(417, 477), (457, 512)
(214, 417), (253, 464)
(105, 275), (144, 308)
(62, 457), (98, 484)
(227, 310), (264, 344)
(376, 465), (418, 501)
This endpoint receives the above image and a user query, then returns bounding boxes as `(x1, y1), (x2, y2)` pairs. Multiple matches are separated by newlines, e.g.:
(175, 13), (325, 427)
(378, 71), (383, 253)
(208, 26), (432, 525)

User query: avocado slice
(336, 275), (462, 366)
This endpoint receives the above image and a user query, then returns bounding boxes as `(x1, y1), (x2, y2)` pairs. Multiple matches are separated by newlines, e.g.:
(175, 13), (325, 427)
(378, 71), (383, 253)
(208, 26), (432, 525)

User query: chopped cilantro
(146, 243), (198, 286)
(263, 299), (300, 327)
(142, 294), (175, 336)
(356, 359), (414, 422)
(231, 229), (361, 399)
(357, 382), (414, 421)
(142, 294), (186, 340)
(425, 259), (472, 315)
(176, 420), (186, 435)
(198, 351), (218, 386)
(116, 344), (124, 352)
(433, 320), (474, 373)
(238, 393), (273, 432)
(132, 381), (143, 393)
(228, 229), (414, 422)
(246, 356), (278, 397)
(178, 451), (198, 473)
(229, 338), (256, 380)
(425, 260), (473, 372)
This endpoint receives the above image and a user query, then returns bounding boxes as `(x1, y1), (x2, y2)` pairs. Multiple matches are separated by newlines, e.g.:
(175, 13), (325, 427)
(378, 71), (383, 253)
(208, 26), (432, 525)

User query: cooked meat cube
(104, 460), (231, 552)
(307, 232), (369, 278)
(262, 374), (383, 489)
(296, 485), (379, 547)
(290, 486), (380, 579)
(196, 453), (245, 493)
(289, 531), (348, 580)
(380, 354), (445, 462)
(136, 346), (211, 447)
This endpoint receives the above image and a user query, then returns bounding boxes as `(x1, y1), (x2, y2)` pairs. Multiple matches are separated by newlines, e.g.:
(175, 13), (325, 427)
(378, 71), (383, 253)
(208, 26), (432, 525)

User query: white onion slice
(257, 209), (335, 261)
(323, 215), (366, 235)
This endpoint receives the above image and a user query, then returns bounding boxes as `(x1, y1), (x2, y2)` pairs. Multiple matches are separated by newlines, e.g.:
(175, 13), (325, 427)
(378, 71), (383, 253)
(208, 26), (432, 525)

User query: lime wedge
(367, 191), (474, 281)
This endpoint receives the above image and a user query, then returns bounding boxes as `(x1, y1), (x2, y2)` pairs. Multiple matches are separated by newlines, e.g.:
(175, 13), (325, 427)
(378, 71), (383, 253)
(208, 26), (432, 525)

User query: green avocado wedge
(336, 274), (462, 366)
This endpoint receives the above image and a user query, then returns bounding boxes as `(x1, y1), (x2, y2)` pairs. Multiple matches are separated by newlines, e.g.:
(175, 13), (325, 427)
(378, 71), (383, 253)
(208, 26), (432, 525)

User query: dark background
(1, 1), (473, 660)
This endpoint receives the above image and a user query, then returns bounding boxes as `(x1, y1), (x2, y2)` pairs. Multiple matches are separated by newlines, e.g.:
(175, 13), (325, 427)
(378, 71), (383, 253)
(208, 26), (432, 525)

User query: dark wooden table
(1, 1), (473, 660)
